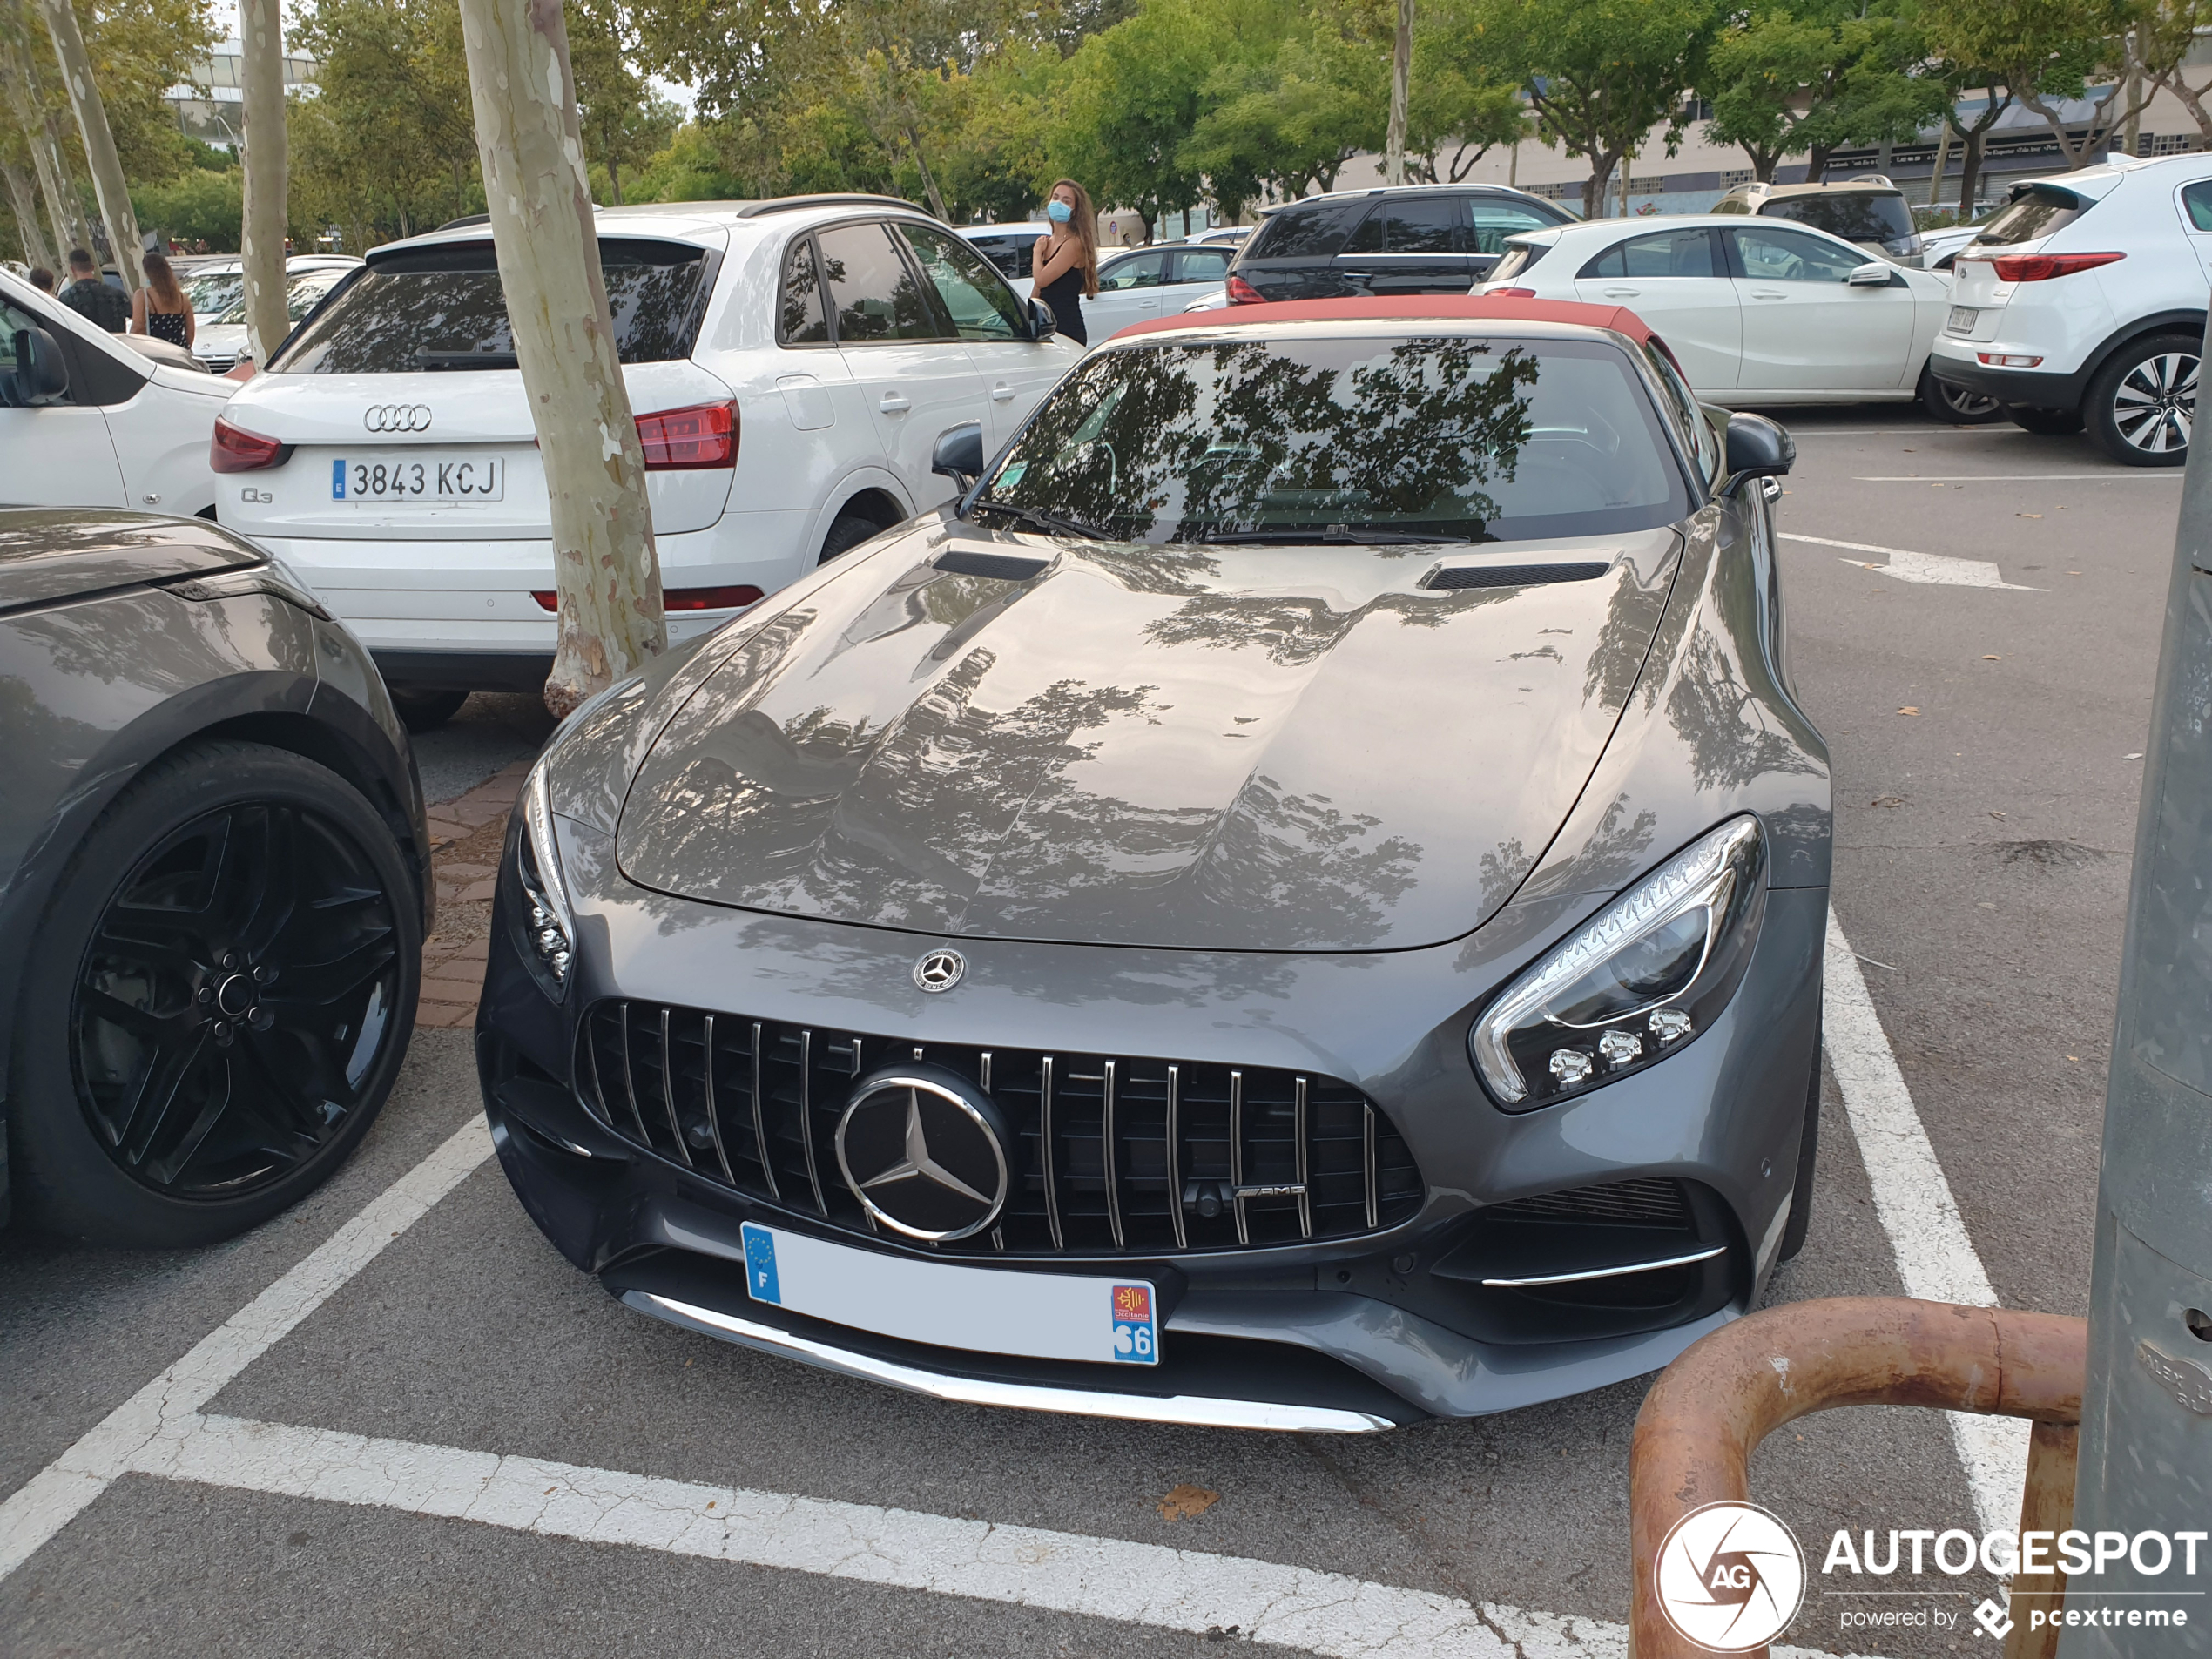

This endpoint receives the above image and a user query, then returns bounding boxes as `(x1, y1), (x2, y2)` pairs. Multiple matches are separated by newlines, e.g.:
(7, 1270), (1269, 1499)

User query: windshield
(266, 238), (713, 373)
(187, 273), (243, 315)
(974, 334), (1690, 545)
(212, 273), (346, 327)
(1760, 192), (1913, 243)
(1972, 184), (2091, 246)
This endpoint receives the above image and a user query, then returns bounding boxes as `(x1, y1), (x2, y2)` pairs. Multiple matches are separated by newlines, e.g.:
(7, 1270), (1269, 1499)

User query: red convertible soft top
(1112, 293), (1663, 347)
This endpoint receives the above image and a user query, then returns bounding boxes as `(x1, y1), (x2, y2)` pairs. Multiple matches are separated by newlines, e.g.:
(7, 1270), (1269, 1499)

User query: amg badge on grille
(834, 1065), (1012, 1241)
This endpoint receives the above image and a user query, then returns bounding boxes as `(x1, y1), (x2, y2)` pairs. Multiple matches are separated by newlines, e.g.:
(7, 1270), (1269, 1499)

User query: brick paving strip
(415, 759), (533, 1031)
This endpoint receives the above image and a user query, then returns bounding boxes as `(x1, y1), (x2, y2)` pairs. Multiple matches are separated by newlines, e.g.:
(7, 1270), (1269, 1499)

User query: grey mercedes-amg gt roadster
(477, 295), (1828, 1432)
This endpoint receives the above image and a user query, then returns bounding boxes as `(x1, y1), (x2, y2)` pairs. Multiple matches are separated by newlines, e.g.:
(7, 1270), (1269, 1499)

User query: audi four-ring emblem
(363, 404), (433, 433)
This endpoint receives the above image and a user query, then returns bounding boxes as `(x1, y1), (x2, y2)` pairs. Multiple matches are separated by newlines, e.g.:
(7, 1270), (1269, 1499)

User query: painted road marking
(0, 1118), (494, 1580)
(1851, 474), (2178, 482)
(109, 1411), (1872, 1659)
(1824, 911), (2026, 1535)
(1781, 532), (2044, 591)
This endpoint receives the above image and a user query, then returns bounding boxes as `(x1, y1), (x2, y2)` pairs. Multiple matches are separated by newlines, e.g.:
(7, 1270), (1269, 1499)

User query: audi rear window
(1759, 192), (1912, 244)
(1243, 200), (1369, 260)
(266, 238), (715, 374)
(1972, 185), (2092, 246)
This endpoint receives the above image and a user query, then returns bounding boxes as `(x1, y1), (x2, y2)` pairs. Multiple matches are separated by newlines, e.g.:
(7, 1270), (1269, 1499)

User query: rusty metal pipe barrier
(1629, 1297), (2088, 1659)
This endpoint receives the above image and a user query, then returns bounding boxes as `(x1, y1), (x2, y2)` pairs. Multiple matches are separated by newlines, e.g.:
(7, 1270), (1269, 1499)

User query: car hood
(614, 519), (1682, 951)
(0, 509), (261, 608)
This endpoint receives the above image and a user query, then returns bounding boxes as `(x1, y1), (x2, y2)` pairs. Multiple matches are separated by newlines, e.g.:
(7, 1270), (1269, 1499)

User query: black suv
(1225, 185), (1575, 302)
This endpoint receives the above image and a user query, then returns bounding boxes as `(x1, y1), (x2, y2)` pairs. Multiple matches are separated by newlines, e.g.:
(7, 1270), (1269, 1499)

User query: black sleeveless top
(1035, 239), (1087, 346)
(145, 305), (189, 347)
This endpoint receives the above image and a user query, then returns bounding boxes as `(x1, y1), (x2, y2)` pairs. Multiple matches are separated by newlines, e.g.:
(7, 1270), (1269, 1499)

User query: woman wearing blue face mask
(1032, 178), (1098, 346)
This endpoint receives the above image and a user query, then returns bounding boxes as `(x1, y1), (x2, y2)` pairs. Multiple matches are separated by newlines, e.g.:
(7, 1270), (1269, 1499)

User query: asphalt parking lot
(0, 405), (2177, 1657)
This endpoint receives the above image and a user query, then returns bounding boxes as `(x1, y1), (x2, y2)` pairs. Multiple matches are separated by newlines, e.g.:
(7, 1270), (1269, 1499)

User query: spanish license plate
(1946, 306), (1978, 334)
(330, 455), (504, 502)
(740, 1222), (1159, 1366)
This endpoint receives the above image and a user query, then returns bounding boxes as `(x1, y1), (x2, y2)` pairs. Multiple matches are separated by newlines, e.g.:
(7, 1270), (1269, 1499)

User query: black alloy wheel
(12, 742), (420, 1244)
(1918, 368), (2002, 425)
(2087, 333), (2198, 467)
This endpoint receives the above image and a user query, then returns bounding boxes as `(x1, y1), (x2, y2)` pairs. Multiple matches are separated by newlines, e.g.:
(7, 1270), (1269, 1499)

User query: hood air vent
(933, 550), (1050, 582)
(1422, 561), (1609, 591)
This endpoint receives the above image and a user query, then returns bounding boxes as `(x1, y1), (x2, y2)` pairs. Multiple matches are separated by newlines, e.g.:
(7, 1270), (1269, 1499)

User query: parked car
(1476, 215), (1999, 420)
(1930, 153), (2212, 464)
(2, 268), (236, 516)
(180, 253), (361, 334)
(954, 223), (1044, 297)
(1190, 224), (1251, 247)
(1224, 184), (1575, 304)
(1085, 241), (1236, 338)
(0, 508), (428, 1244)
(1712, 175), (1925, 268)
(215, 195), (1083, 727)
(192, 266), (354, 375)
(475, 293), (1829, 1429)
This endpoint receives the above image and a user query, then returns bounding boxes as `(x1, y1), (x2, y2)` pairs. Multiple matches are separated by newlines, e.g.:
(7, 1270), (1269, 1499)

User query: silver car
(476, 300), (1830, 1430)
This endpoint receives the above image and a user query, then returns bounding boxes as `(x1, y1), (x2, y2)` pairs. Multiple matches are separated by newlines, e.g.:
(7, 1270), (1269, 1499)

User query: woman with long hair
(1031, 179), (1098, 346)
(129, 251), (194, 349)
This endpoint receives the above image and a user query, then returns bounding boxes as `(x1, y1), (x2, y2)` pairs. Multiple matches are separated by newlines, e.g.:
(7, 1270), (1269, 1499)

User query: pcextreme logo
(1656, 1501), (1809, 1652)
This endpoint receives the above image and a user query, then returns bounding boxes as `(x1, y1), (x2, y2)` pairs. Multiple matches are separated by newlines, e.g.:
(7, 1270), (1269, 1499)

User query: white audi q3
(213, 195), (1082, 727)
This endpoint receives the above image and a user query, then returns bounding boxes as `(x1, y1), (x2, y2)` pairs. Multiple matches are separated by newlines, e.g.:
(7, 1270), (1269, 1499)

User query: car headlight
(1470, 816), (1766, 1109)
(512, 752), (576, 1000)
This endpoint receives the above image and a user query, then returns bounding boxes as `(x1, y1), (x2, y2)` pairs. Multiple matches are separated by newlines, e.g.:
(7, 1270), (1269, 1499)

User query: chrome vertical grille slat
(573, 1001), (1422, 1258)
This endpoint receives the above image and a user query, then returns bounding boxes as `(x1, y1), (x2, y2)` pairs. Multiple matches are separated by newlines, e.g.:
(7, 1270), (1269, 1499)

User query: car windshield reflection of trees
(976, 337), (1675, 545)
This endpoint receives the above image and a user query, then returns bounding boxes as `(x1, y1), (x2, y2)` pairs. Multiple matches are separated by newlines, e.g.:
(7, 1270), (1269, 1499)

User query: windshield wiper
(968, 499), (1116, 541)
(1197, 525), (1471, 546)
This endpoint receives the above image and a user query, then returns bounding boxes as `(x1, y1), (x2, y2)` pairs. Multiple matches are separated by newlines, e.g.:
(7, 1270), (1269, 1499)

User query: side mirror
(1026, 297), (1058, 341)
(931, 421), (986, 490)
(10, 326), (68, 400)
(1723, 412), (1794, 494)
(1847, 261), (1896, 287)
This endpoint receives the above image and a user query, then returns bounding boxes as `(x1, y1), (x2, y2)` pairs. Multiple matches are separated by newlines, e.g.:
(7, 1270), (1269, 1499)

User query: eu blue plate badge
(741, 1222), (781, 1305)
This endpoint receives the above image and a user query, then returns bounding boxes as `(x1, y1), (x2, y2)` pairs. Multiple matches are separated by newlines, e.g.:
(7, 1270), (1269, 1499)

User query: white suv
(215, 195), (1082, 715)
(1930, 153), (2212, 465)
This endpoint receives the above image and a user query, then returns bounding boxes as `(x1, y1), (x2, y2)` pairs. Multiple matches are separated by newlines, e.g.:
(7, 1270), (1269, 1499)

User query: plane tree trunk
(1384, 0), (1412, 186)
(237, 0), (289, 363)
(455, 0), (664, 718)
(34, 0), (142, 290)
(1, 152), (52, 269)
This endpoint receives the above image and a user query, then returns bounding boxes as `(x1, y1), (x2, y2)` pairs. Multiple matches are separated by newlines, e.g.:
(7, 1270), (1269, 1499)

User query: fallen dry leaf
(2018, 512), (2042, 519)
(1989, 810), (2007, 819)
(1871, 795), (1905, 808)
(2068, 1055), (2080, 1062)
(1898, 706), (1920, 716)
(2068, 570), (2082, 576)
(1983, 654), (2001, 661)
(1159, 1485), (1221, 1521)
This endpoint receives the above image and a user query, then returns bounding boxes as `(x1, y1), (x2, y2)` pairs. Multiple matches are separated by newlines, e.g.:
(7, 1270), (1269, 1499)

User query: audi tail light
(210, 416), (291, 473)
(1225, 274), (1266, 305)
(1973, 252), (2125, 282)
(532, 584), (762, 613)
(636, 401), (737, 469)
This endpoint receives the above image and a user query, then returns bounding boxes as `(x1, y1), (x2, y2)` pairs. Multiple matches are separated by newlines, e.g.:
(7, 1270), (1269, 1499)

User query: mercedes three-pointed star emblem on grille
(833, 1066), (1011, 1242)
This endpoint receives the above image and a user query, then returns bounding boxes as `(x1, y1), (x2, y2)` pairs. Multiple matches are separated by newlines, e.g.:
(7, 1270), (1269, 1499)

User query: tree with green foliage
(1051, 0), (1222, 237)
(1457, 0), (1718, 218)
(1701, 3), (1946, 182)
(1919, 0), (2154, 170)
(568, 0), (678, 206)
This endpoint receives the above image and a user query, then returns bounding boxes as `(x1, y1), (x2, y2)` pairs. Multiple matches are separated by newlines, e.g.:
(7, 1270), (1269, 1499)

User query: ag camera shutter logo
(1656, 1501), (1807, 1651)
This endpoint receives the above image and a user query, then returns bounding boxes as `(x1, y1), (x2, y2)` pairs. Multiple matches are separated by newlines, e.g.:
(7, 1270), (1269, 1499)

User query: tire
(388, 688), (469, 732)
(819, 509), (885, 565)
(2085, 332), (2199, 467)
(2004, 404), (2087, 436)
(1919, 368), (2002, 425)
(9, 740), (421, 1246)
(1778, 1015), (1820, 1263)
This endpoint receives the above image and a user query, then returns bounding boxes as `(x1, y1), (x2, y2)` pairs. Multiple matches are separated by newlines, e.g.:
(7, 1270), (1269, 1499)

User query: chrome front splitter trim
(1480, 1244), (1728, 1288)
(623, 1290), (1397, 1433)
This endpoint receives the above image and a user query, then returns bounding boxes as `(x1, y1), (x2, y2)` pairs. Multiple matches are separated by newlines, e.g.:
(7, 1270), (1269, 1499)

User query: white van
(214, 195), (1082, 719)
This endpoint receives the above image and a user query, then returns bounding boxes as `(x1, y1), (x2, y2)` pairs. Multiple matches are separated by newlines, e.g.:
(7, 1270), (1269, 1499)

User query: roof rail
(734, 193), (922, 219)
(435, 213), (491, 231)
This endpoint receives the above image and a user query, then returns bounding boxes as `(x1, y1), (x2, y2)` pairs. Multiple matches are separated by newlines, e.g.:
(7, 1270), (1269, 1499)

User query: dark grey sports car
(478, 301), (1828, 1430)
(0, 509), (428, 1245)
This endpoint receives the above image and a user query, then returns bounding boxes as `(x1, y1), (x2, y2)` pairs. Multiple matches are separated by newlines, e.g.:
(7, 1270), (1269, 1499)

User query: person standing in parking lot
(1033, 179), (1099, 346)
(57, 248), (126, 332)
(128, 252), (194, 349)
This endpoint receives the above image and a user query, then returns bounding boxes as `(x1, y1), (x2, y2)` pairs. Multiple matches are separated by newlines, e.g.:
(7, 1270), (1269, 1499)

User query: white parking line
(1824, 911), (2027, 1534)
(0, 1117), (494, 1580)
(113, 1410), (1870, 1659)
(1780, 532), (2042, 591)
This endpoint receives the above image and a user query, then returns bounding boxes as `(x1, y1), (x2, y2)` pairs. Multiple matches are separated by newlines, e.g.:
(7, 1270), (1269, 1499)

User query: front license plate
(740, 1222), (1159, 1366)
(330, 455), (504, 502)
(1946, 306), (1978, 334)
